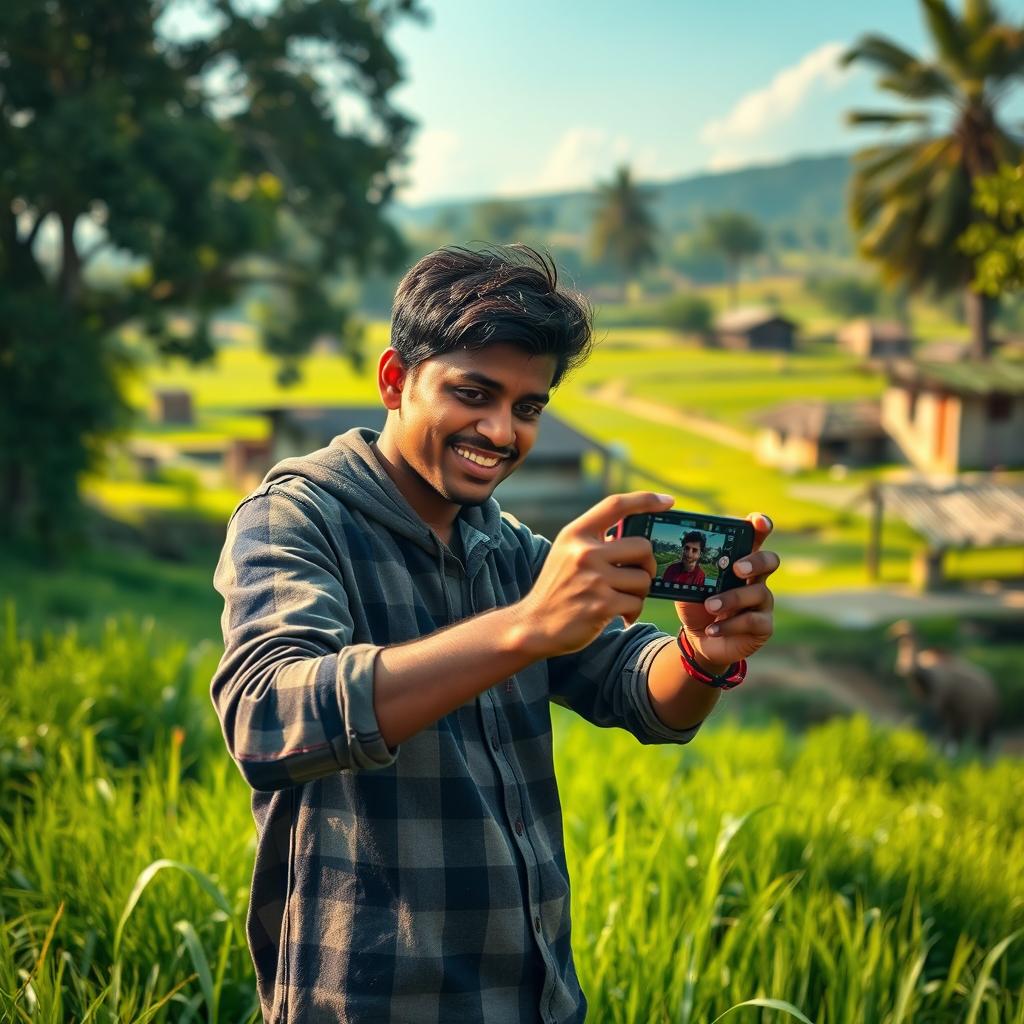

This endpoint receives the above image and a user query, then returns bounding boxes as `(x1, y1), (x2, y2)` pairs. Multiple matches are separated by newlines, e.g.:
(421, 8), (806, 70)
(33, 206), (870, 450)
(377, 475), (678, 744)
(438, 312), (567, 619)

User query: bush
(658, 292), (714, 336)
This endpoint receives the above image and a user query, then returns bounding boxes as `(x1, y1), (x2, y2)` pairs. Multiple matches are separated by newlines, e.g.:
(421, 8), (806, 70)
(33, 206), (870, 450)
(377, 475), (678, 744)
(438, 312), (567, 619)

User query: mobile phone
(605, 510), (756, 602)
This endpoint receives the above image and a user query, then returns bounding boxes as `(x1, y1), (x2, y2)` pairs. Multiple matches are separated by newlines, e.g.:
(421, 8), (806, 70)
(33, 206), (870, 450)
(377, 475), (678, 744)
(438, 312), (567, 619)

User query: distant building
(150, 388), (193, 425)
(232, 405), (624, 538)
(752, 400), (890, 471)
(882, 359), (1024, 473)
(837, 319), (913, 361)
(863, 478), (1024, 590)
(224, 438), (273, 494)
(714, 307), (796, 351)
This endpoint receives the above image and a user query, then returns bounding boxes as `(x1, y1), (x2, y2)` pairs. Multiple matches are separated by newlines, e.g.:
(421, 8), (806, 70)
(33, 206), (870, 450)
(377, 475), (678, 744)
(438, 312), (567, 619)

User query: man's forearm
(373, 604), (543, 747)
(646, 636), (728, 731)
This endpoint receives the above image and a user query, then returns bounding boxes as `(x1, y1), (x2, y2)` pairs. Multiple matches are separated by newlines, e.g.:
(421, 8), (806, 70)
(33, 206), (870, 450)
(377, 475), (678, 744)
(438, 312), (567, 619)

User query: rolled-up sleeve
(508, 513), (701, 746)
(210, 489), (398, 792)
(548, 624), (702, 745)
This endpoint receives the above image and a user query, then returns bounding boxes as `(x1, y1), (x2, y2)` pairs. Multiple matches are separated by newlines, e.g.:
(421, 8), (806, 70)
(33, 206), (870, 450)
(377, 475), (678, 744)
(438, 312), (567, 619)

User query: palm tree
(843, 0), (1024, 359)
(589, 164), (658, 298)
(701, 211), (764, 307)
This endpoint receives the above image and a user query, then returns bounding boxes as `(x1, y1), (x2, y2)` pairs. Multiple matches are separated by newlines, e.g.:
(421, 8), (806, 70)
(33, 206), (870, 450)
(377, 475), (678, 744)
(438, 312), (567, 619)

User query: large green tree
(589, 164), (658, 296)
(0, 0), (420, 551)
(843, 0), (1024, 359)
(700, 211), (764, 307)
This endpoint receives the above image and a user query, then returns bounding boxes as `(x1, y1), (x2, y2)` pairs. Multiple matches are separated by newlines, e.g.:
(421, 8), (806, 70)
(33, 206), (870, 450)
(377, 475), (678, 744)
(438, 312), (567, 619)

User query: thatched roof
(885, 358), (1024, 396)
(870, 479), (1024, 549)
(715, 307), (795, 333)
(752, 400), (884, 441)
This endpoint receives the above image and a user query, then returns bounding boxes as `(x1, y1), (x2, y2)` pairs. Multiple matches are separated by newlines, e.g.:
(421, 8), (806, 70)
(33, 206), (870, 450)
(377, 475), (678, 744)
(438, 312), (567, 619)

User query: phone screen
(644, 512), (752, 601)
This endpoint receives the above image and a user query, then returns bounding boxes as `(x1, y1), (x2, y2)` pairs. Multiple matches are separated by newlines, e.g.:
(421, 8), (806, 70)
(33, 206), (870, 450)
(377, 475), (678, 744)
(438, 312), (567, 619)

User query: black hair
(389, 244), (594, 389)
(681, 530), (706, 553)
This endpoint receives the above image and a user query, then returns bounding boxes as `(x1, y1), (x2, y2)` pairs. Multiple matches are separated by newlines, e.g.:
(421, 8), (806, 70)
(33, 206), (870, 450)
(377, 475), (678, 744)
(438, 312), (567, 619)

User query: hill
(392, 150), (852, 238)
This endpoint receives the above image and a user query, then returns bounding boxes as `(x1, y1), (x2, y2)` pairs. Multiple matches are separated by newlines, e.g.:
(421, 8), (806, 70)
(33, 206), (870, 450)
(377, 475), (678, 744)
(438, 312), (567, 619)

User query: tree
(470, 200), (531, 244)
(959, 162), (1024, 296)
(0, 0), (421, 551)
(589, 164), (658, 297)
(700, 211), (764, 307)
(843, 0), (1024, 360)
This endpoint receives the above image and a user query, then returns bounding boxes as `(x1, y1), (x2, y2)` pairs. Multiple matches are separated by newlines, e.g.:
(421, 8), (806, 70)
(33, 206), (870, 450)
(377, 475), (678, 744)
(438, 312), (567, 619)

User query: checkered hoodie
(211, 427), (701, 1023)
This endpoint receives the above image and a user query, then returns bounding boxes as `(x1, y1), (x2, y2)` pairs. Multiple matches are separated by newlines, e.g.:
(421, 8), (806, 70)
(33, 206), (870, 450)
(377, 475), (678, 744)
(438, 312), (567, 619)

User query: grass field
(1, 609), (1022, 1022)
(85, 299), (1024, 596)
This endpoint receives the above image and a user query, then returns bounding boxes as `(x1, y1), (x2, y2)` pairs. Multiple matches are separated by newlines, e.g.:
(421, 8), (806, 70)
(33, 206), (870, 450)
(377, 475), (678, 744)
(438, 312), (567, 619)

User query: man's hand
(515, 491), (673, 658)
(676, 513), (779, 672)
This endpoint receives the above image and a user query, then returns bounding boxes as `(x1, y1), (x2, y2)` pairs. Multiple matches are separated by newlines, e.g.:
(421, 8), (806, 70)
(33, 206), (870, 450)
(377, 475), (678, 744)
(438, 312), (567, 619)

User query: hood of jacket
(258, 426), (506, 586)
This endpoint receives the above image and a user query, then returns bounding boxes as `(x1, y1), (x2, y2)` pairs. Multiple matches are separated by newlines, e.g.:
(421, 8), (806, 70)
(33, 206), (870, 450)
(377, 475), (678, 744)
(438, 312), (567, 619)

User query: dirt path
(586, 380), (754, 452)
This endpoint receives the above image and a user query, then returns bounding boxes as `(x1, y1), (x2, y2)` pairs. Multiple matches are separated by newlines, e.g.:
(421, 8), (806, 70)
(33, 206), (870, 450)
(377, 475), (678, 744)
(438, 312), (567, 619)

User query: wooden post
(866, 482), (883, 581)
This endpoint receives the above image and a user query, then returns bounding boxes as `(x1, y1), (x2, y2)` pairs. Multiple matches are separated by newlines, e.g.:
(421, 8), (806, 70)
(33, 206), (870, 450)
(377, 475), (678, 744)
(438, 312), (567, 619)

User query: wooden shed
(714, 307), (796, 351)
(150, 388), (194, 425)
(863, 478), (1024, 590)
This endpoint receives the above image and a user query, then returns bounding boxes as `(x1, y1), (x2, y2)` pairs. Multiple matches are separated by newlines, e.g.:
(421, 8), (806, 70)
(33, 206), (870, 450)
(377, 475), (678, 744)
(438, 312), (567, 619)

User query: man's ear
(377, 348), (409, 410)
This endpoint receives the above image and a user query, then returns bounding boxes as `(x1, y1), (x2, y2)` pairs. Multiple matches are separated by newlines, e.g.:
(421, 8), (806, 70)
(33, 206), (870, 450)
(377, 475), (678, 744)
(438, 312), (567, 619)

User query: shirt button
(514, 819), (524, 836)
(534, 915), (541, 934)
(490, 733), (500, 752)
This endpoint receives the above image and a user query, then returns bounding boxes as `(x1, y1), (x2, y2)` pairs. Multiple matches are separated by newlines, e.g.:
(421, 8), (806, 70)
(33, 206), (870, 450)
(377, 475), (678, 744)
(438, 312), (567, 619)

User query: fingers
(705, 580), (774, 616)
(603, 536), (658, 577)
(729, 549), (781, 586)
(703, 608), (774, 639)
(573, 491), (674, 537)
(607, 565), (655, 599)
(745, 512), (774, 555)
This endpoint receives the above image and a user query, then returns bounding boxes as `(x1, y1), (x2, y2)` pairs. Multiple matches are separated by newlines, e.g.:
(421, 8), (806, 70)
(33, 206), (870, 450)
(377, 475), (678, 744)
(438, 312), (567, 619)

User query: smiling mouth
(450, 443), (508, 475)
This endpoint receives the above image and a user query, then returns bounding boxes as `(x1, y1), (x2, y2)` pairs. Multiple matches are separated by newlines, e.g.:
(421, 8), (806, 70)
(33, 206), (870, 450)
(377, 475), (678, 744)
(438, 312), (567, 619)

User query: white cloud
(496, 127), (662, 196)
(700, 42), (850, 170)
(399, 127), (461, 204)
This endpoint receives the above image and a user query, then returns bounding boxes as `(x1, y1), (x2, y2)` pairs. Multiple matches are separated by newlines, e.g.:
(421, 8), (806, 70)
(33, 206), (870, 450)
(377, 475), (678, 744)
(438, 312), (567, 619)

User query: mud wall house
(752, 400), (890, 472)
(881, 360), (1024, 474)
(837, 319), (913, 361)
(248, 405), (623, 538)
(150, 388), (194, 425)
(714, 308), (796, 352)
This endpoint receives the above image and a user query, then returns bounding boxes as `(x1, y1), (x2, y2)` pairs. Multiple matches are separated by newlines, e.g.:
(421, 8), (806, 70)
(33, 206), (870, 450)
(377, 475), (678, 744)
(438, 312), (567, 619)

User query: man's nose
(475, 408), (515, 451)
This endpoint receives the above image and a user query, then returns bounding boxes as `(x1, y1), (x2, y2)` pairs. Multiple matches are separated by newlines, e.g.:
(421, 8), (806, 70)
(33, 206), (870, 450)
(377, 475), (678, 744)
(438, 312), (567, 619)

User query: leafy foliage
(959, 162), (1024, 296)
(842, 0), (1024, 355)
(0, 0), (421, 547)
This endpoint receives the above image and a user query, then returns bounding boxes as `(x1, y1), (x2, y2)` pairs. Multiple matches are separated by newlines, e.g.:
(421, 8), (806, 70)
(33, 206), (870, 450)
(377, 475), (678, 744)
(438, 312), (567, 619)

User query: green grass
(2, 608), (1022, 1022)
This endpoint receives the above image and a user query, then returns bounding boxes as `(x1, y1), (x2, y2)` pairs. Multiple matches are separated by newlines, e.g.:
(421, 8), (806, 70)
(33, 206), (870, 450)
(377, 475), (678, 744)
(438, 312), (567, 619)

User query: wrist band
(676, 628), (747, 690)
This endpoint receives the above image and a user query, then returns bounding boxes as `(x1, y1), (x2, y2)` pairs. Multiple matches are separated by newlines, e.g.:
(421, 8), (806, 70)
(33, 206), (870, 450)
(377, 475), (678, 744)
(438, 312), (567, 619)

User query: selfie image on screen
(649, 516), (740, 598)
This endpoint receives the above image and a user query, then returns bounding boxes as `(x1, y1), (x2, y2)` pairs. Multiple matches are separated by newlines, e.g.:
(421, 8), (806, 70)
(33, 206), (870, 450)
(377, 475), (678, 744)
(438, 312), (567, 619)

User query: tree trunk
(729, 260), (739, 308)
(965, 288), (995, 360)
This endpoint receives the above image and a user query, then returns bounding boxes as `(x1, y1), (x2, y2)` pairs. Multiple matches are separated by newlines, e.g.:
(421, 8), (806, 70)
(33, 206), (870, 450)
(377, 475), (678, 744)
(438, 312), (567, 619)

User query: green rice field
(1, 607), (1022, 1022)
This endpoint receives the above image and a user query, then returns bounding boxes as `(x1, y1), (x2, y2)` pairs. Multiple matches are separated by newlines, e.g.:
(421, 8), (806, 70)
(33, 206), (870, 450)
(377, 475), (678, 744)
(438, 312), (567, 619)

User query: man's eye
(456, 389), (485, 402)
(517, 405), (542, 419)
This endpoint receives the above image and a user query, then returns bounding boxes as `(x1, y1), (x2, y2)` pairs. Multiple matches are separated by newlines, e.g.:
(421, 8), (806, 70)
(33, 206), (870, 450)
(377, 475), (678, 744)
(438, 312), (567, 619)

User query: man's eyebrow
(454, 371), (550, 405)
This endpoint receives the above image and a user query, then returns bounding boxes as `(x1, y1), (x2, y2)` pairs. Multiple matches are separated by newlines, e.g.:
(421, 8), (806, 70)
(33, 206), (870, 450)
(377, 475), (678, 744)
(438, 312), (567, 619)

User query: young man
(211, 245), (779, 1024)
(662, 530), (707, 587)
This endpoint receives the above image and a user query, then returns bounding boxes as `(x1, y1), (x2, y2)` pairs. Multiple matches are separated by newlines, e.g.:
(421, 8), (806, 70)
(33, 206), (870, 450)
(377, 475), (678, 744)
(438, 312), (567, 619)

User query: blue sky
(388, 0), (1024, 204)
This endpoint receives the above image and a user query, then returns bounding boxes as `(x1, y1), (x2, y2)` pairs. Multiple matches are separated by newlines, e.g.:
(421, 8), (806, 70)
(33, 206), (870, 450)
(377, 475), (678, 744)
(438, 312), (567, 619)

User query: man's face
(387, 342), (557, 510)
(682, 540), (702, 569)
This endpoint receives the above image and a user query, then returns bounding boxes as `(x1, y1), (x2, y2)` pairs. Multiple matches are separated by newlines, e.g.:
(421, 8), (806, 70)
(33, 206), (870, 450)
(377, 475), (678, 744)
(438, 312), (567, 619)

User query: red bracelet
(676, 628), (747, 690)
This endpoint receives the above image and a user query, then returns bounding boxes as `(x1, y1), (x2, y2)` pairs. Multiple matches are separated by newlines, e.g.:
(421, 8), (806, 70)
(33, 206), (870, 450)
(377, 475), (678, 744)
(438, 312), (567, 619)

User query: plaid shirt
(210, 428), (702, 1023)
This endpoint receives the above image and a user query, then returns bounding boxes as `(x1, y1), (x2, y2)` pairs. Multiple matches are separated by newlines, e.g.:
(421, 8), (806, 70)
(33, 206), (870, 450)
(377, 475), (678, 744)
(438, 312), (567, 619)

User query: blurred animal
(885, 619), (1000, 753)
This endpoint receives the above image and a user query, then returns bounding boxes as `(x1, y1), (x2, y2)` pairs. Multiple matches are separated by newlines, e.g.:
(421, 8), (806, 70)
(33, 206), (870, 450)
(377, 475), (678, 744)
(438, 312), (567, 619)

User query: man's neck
(369, 436), (460, 544)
